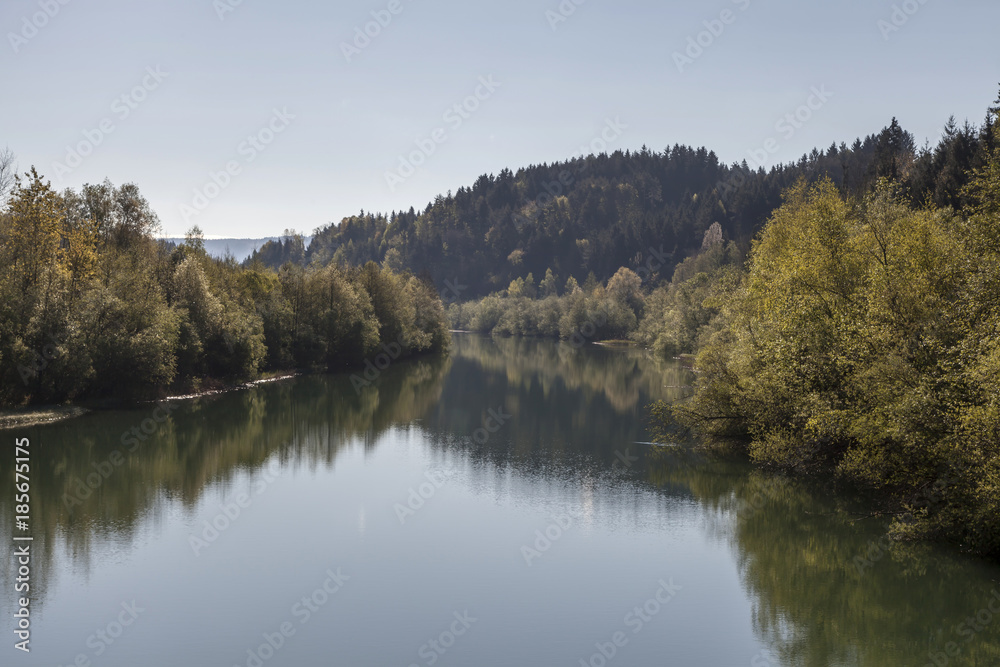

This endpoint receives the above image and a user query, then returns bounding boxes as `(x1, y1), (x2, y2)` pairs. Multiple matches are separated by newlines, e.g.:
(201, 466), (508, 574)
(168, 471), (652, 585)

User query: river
(2, 334), (1000, 666)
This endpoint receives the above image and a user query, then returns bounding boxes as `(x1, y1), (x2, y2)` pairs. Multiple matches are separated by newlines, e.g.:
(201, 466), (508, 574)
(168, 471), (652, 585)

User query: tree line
(438, 88), (1000, 557)
(658, 91), (1000, 557)
(445, 223), (741, 355)
(0, 169), (448, 408)
(249, 108), (994, 304)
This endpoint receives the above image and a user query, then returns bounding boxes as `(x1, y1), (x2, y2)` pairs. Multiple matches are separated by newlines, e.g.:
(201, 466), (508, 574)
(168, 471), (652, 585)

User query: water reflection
(646, 441), (1000, 666)
(0, 353), (451, 610)
(2, 334), (1000, 666)
(424, 335), (691, 467)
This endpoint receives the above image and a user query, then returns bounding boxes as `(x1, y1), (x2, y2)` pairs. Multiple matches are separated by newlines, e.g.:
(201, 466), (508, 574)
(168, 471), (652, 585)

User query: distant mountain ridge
(245, 114), (994, 300)
(161, 237), (311, 262)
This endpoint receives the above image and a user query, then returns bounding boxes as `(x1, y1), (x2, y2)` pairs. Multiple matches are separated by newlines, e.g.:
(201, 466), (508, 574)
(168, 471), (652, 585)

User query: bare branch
(0, 146), (16, 202)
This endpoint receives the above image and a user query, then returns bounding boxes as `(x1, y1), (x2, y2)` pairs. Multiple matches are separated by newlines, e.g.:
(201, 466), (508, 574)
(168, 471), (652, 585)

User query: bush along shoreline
(657, 109), (1000, 559)
(0, 170), (449, 409)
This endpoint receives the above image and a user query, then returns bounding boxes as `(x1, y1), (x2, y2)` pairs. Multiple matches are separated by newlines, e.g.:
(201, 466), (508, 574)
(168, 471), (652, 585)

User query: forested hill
(249, 115), (995, 298)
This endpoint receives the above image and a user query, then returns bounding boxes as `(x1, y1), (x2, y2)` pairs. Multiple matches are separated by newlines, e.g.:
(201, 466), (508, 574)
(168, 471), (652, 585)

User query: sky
(2, 0), (998, 238)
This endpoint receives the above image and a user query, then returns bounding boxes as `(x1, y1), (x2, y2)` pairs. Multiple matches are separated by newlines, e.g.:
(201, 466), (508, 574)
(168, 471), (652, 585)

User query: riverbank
(160, 372), (301, 402)
(0, 405), (91, 430)
(0, 346), (447, 429)
(0, 373), (301, 430)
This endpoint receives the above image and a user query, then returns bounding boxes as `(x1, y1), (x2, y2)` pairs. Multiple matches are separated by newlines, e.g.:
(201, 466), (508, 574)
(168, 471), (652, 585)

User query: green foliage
(673, 165), (1000, 555)
(244, 116), (982, 306)
(962, 114), (1000, 219)
(451, 268), (644, 343)
(640, 93), (1000, 557)
(0, 173), (449, 407)
(539, 268), (559, 297)
(606, 267), (643, 317)
(244, 229), (307, 268)
(629, 240), (743, 358)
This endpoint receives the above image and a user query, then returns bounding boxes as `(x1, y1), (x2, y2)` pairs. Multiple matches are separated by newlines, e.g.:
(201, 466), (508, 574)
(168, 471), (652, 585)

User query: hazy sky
(3, 0), (998, 238)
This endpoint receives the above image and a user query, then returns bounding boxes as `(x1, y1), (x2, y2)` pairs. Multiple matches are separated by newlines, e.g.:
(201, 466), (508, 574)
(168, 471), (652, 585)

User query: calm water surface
(2, 334), (1000, 666)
